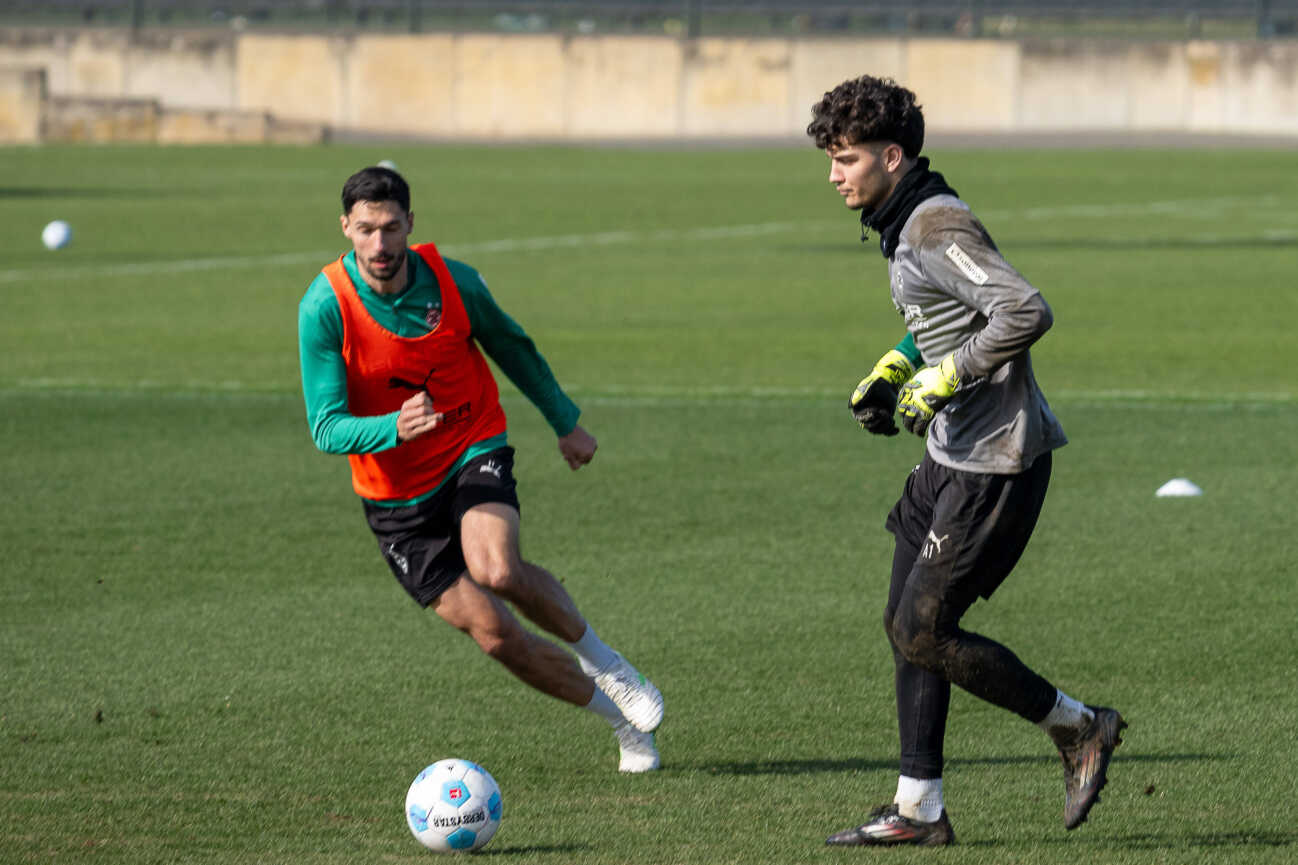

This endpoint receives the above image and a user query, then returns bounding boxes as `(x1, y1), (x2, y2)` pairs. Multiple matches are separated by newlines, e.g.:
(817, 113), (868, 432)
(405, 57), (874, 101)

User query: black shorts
(363, 446), (520, 607)
(885, 451), (1052, 606)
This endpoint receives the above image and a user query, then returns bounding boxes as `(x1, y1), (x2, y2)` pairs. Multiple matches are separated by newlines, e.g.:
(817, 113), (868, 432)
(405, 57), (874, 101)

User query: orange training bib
(322, 243), (507, 501)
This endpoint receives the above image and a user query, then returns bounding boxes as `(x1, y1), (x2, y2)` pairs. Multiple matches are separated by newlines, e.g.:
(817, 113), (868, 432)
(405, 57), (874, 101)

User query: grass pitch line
(2, 194), (1285, 285)
(0, 250), (338, 284)
(0, 223), (802, 283)
(570, 387), (1295, 410)
(4, 380), (1292, 408)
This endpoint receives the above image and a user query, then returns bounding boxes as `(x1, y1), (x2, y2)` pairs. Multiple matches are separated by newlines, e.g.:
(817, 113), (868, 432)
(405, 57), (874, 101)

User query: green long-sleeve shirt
(298, 249), (580, 503)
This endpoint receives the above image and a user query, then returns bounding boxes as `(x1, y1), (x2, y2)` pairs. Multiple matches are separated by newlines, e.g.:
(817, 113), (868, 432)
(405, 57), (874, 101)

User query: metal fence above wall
(2, 0), (1295, 38)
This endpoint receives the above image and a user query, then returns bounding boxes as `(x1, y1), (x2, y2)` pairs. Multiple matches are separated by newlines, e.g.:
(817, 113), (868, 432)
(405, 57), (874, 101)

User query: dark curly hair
(342, 166), (410, 215)
(807, 75), (925, 158)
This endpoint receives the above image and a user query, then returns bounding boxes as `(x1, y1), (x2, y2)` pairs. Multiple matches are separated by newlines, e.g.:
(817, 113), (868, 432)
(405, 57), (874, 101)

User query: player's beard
(362, 251), (404, 284)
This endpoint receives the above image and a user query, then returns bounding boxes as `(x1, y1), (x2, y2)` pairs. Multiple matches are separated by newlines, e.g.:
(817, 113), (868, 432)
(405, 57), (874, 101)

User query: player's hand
(849, 348), (916, 436)
(558, 424), (597, 470)
(396, 392), (443, 442)
(897, 353), (960, 437)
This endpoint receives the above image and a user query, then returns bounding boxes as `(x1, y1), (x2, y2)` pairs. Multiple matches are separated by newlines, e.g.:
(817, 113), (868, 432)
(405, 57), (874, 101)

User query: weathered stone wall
(3, 28), (1296, 143)
(0, 67), (46, 143)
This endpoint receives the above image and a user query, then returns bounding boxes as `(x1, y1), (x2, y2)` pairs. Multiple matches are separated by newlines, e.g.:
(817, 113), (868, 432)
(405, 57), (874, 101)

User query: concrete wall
(38, 95), (327, 144)
(1015, 38), (1298, 133)
(3, 28), (1298, 144)
(45, 94), (159, 142)
(0, 67), (46, 143)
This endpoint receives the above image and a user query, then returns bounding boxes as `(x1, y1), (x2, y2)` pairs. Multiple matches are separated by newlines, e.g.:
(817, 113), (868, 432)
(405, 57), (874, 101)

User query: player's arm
(897, 220), (1052, 435)
(922, 221), (1053, 381)
(454, 264), (582, 438)
(455, 264), (594, 469)
(298, 276), (406, 454)
(849, 333), (924, 436)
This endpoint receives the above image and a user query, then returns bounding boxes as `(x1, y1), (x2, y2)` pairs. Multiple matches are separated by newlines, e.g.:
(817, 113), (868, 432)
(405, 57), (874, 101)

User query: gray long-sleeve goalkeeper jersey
(888, 194), (1068, 474)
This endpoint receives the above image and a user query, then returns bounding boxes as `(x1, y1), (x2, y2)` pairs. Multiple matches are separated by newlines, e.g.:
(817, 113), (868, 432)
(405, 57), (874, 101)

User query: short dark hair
(807, 75), (925, 158)
(341, 166), (410, 215)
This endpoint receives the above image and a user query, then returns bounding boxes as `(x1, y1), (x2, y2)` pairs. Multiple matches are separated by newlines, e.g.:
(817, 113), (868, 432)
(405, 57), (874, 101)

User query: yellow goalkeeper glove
(849, 349), (916, 436)
(897, 353), (960, 437)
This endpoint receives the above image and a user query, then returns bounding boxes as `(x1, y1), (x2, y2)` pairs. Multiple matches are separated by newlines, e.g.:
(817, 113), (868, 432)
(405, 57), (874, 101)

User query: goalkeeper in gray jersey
(809, 76), (1126, 847)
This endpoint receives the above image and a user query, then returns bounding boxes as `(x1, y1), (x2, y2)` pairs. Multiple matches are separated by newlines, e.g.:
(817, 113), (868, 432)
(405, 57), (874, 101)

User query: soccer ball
(405, 758), (502, 853)
(41, 220), (72, 250)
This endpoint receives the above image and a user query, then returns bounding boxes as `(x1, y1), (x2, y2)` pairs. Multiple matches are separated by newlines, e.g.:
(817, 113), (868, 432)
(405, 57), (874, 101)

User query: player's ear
(883, 143), (905, 173)
(339, 213), (349, 236)
(407, 210), (414, 235)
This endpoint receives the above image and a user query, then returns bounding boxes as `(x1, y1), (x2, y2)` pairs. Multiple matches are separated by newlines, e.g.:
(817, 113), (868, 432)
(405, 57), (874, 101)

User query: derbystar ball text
(432, 807), (487, 829)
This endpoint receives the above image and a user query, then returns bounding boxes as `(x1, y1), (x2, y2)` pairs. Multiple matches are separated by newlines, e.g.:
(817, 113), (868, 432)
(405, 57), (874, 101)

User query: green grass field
(1, 142), (1295, 864)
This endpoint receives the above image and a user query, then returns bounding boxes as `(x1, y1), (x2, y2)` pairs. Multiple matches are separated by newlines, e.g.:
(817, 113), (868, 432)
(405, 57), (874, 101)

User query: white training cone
(1155, 478), (1203, 497)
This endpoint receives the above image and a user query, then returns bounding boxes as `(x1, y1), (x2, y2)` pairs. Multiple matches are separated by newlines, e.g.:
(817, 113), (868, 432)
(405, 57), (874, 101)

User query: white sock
(568, 625), (618, 677)
(1037, 690), (1095, 735)
(894, 775), (944, 823)
(584, 688), (624, 727)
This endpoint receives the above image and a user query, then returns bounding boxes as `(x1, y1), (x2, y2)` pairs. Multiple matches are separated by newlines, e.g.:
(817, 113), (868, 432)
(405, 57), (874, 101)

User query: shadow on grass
(1120, 831), (1296, 849)
(992, 236), (1298, 252)
(785, 235), (1298, 256)
(961, 830), (1295, 850)
(951, 752), (1233, 767)
(689, 752), (1231, 776)
(689, 757), (893, 775)
(479, 842), (592, 855)
(0, 186), (180, 199)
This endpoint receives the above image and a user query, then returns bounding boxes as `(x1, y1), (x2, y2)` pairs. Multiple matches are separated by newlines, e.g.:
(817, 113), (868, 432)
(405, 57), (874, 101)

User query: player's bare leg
(460, 502), (664, 735)
(460, 502), (585, 641)
(430, 575), (658, 772)
(431, 573), (595, 705)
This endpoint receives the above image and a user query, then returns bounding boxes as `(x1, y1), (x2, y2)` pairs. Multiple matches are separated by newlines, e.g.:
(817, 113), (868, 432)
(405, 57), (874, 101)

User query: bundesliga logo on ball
(405, 758), (502, 853)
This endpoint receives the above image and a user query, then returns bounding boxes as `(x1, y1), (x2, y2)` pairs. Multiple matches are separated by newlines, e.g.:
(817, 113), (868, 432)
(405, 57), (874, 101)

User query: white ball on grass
(42, 220), (72, 250)
(405, 758), (502, 853)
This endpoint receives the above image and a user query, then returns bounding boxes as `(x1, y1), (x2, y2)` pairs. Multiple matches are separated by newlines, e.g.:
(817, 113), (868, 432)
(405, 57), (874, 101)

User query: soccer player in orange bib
(298, 166), (662, 772)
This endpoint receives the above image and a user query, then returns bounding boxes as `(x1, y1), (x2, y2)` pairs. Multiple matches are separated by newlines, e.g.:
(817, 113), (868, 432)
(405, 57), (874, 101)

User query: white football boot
(593, 653), (664, 733)
(615, 721), (660, 773)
